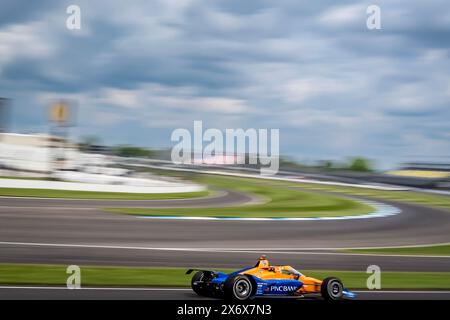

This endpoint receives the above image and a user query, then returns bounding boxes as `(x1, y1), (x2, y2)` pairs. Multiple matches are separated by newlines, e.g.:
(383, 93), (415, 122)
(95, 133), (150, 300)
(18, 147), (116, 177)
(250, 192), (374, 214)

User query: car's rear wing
(186, 269), (217, 276)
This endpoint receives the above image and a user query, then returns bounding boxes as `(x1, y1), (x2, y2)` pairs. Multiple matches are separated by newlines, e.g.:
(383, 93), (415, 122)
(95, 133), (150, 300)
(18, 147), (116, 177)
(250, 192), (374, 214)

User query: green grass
(0, 264), (193, 287)
(0, 264), (449, 289)
(0, 188), (209, 200)
(284, 181), (450, 211)
(343, 244), (450, 256)
(133, 168), (450, 211)
(107, 175), (373, 218)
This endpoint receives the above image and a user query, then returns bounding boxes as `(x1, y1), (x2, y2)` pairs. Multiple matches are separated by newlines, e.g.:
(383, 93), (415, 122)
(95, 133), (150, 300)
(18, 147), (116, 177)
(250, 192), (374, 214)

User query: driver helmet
(256, 255), (270, 268)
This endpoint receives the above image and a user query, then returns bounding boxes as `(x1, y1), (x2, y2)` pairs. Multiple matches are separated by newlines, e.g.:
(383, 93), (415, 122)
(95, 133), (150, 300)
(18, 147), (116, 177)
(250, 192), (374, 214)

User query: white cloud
(205, 9), (245, 32)
(99, 88), (140, 109)
(318, 4), (365, 27)
(0, 21), (54, 69)
(94, 84), (252, 114)
(195, 97), (250, 113)
(280, 77), (351, 103)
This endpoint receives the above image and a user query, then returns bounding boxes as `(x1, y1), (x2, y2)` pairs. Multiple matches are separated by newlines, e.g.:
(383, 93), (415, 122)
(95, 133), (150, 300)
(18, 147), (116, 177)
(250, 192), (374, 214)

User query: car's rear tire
(224, 275), (254, 301)
(321, 277), (344, 301)
(191, 271), (209, 296)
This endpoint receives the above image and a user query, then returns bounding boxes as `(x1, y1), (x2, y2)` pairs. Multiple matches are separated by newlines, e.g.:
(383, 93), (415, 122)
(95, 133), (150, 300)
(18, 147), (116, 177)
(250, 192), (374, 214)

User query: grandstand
(382, 162), (450, 189)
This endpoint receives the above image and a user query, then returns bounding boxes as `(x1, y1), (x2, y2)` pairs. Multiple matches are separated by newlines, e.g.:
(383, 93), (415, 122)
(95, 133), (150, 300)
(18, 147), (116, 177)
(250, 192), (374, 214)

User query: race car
(187, 255), (355, 301)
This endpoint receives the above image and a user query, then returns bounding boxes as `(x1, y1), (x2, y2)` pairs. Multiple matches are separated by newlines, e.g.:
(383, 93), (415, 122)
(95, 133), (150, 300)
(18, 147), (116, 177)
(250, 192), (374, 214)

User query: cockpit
(281, 266), (302, 276)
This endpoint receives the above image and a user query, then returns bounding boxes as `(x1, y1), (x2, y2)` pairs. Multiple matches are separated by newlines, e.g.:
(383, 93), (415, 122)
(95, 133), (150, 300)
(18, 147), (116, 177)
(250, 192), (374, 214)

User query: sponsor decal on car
(266, 285), (298, 293)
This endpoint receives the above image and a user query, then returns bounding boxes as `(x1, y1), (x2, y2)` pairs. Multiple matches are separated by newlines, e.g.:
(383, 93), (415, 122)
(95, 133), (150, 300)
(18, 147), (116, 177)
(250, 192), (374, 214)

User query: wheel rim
(328, 280), (343, 298)
(233, 279), (251, 299)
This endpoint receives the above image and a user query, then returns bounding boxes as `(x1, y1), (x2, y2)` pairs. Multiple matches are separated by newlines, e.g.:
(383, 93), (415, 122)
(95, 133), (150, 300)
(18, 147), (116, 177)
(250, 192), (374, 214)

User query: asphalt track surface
(0, 189), (450, 300)
(0, 191), (450, 271)
(0, 286), (449, 300)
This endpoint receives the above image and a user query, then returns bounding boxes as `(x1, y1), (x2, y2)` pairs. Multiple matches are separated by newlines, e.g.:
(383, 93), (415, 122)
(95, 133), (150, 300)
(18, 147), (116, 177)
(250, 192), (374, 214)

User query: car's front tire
(224, 275), (254, 301)
(321, 277), (344, 300)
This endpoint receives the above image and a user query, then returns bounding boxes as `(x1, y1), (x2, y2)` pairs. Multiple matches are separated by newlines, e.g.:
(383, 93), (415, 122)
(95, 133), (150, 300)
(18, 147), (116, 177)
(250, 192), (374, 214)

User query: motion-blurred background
(1, 1), (449, 190)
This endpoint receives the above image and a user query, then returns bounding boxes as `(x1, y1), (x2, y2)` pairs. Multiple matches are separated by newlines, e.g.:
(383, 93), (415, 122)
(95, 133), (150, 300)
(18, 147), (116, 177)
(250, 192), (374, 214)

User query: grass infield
(343, 244), (450, 256)
(0, 264), (449, 289)
(108, 175), (374, 218)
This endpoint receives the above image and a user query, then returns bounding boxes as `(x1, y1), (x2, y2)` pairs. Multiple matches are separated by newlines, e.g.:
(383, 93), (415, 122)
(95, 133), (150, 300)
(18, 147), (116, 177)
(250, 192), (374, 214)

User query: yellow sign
(50, 102), (69, 123)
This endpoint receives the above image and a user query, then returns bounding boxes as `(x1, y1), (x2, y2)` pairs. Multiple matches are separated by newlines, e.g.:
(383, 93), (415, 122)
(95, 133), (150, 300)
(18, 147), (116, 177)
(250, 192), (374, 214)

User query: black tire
(191, 271), (208, 296)
(321, 277), (344, 301)
(223, 275), (254, 301)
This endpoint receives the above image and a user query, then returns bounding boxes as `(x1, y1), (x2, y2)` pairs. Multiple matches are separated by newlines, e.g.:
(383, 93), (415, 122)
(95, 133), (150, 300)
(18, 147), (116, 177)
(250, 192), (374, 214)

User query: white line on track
(0, 241), (449, 258)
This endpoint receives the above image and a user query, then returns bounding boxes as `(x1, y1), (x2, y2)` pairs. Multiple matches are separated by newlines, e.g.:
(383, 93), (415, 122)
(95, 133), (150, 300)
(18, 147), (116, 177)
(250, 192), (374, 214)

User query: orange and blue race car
(187, 256), (355, 301)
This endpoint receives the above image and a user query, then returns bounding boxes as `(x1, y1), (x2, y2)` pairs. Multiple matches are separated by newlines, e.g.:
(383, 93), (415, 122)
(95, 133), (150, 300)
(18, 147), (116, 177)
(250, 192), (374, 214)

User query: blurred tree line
(281, 157), (373, 172)
(78, 136), (154, 158)
(113, 145), (154, 157)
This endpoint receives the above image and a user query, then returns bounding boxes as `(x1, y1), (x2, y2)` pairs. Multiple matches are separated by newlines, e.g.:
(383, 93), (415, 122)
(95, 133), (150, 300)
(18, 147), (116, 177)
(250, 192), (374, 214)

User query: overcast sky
(0, 0), (449, 168)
